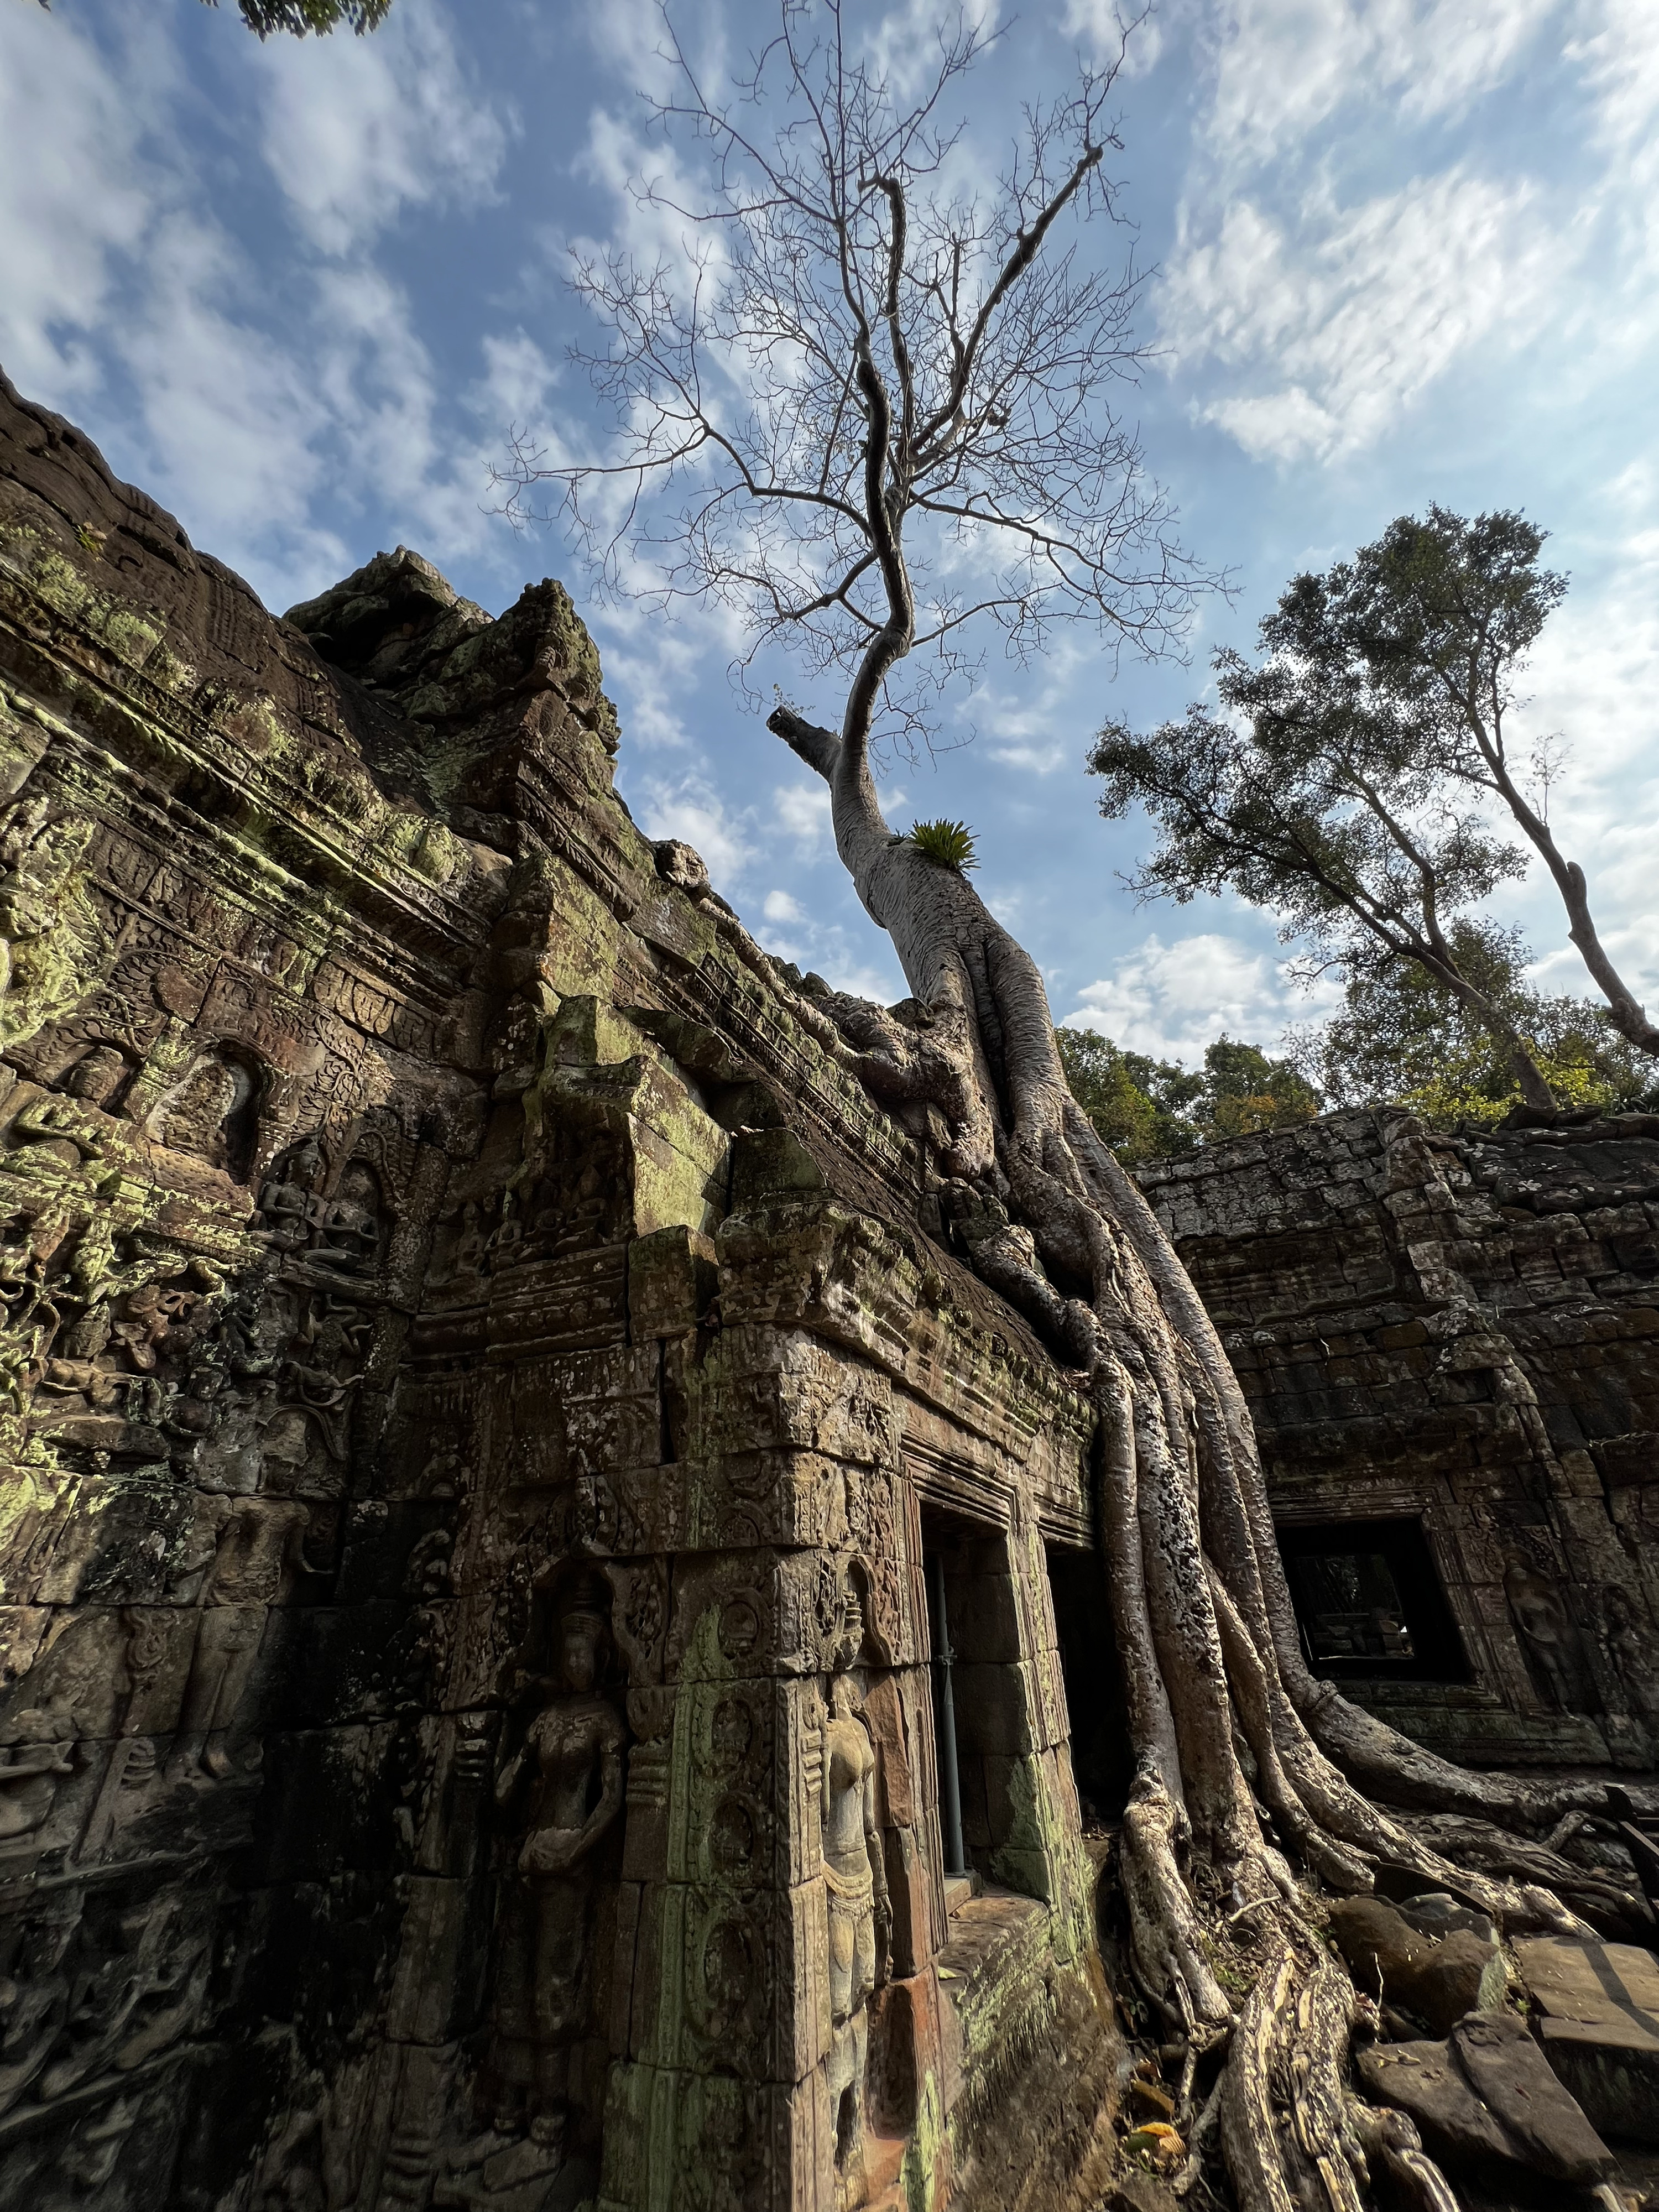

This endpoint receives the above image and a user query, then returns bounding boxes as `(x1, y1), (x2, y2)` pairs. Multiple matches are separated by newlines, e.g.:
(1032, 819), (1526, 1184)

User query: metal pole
(928, 1550), (967, 1877)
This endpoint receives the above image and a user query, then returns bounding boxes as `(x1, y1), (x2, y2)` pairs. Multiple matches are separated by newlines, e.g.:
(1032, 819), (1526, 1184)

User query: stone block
(1516, 1934), (1659, 2144)
(687, 1326), (896, 1468)
(952, 1660), (1036, 1756)
(629, 1223), (718, 1339)
(1357, 2010), (1612, 2188)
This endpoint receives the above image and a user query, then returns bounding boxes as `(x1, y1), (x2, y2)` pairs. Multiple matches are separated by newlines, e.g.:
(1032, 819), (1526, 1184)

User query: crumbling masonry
(0, 372), (1654, 2212)
(0, 374), (1120, 2212)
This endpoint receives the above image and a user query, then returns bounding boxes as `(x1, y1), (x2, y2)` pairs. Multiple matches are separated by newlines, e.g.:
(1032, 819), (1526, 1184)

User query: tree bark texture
(766, 701), (1631, 2209)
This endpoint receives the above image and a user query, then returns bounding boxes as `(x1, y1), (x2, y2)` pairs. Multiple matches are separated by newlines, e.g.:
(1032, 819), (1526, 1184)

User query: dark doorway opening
(1276, 1517), (1469, 1683)
(1046, 1543), (1134, 1828)
(921, 1507), (1035, 1891)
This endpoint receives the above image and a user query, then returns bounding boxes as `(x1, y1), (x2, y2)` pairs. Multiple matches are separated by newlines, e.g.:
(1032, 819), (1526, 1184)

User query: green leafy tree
(226, 0), (392, 27)
(34, 0), (394, 32)
(1280, 507), (1659, 1061)
(1090, 608), (1556, 1110)
(1056, 1027), (1318, 1161)
(1301, 919), (1659, 1127)
(1054, 1027), (1192, 1160)
(1089, 504), (1659, 1113)
(1199, 1035), (1321, 1141)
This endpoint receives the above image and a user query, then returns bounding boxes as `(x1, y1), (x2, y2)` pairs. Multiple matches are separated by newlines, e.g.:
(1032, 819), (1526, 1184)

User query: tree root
(1396, 1811), (1655, 1938)
(760, 707), (1639, 2211)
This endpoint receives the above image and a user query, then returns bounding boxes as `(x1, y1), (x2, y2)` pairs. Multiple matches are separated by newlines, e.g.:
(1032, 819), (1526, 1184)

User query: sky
(2, 0), (1656, 1071)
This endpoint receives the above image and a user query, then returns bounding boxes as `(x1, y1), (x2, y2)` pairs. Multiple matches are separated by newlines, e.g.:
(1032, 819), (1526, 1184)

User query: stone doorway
(1046, 1542), (1134, 1829)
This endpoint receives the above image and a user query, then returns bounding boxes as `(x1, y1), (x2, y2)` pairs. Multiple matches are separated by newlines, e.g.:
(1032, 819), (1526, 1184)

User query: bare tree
(496, 2), (1197, 751)
(501, 9), (1624, 2205)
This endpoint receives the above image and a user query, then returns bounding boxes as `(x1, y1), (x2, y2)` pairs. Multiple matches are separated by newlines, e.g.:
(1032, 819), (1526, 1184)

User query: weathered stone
(1449, 2007), (1611, 2178)
(1394, 1890), (1496, 1944)
(1516, 1933), (1659, 2144)
(1357, 2008), (1614, 2187)
(1399, 1928), (1508, 2036)
(1140, 1112), (1659, 1774)
(0, 372), (1118, 2212)
(1327, 1895), (1430, 1993)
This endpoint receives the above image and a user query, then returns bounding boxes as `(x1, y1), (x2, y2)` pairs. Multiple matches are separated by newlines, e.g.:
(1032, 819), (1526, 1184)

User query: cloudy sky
(3, 0), (1656, 1067)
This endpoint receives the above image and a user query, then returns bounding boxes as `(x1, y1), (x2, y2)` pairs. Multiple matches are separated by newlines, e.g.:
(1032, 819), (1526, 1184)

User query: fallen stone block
(1356, 2008), (1613, 2190)
(1327, 1892), (1506, 2036)
(1516, 1933), (1659, 2145)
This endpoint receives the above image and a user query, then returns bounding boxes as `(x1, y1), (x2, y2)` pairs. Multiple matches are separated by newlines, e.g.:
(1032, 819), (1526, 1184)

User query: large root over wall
(754, 705), (1650, 2212)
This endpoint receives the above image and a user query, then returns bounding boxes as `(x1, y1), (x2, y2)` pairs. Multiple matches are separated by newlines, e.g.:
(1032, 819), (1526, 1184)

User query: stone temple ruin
(0, 370), (1655, 2212)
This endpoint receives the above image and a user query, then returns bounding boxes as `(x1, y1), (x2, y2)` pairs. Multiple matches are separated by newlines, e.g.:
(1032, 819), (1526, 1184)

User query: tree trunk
(768, 702), (1621, 2209)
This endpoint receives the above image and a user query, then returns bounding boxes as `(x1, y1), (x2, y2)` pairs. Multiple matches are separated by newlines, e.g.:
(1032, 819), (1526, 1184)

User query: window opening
(1277, 1517), (1469, 1683)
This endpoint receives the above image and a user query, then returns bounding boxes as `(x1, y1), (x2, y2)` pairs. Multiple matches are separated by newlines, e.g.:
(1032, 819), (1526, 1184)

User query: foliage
(210, 0), (393, 29)
(1087, 509), (1593, 1106)
(34, 0), (393, 27)
(1300, 920), (1659, 1127)
(1254, 505), (1658, 1059)
(1201, 1036), (1322, 1141)
(1055, 1027), (1183, 1160)
(907, 819), (978, 873)
(1056, 1026), (1318, 1163)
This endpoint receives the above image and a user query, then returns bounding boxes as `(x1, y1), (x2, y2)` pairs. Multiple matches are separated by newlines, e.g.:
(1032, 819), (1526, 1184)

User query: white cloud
(1063, 931), (1341, 1063)
(0, 1), (536, 613)
(118, 210), (341, 569)
(1156, 0), (1659, 464)
(0, 6), (152, 399)
(255, 1), (510, 256)
(1567, 0), (1659, 281)
(1503, 490), (1659, 1001)
(1163, 170), (1556, 463)
(774, 781), (833, 853)
(1195, 0), (1559, 172)
(580, 0), (700, 106)
(763, 888), (805, 924)
(630, 770), (756, 885)
(473, 330), (561, 430)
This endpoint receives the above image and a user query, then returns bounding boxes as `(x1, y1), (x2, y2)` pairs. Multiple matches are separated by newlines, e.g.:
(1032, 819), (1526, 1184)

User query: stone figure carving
(46, 2095), (139, 2200)
(78, 1609), (176, 1862)
(452, 1202), (490, 1284)
(1602, 1586), (1659, 1720)
(0, 802), (104, 1052)
(60, 1044), (130, 1112)
(148, 1056), (243, 1164)
(0, 1905), (78, 2117)
(310, 1160), (383, 1276)
(1503, 1557), (1594, 1714)
(0, 1708), (76, 1843)
(425, 1201), (489, 1297)
(253, 1138), (326, 1254)
(821, 1671), (889, 2179)
(493, 1575), (626, 2122)
(8, 1092), (105, 1168)
(165, 1481), (324, 1781)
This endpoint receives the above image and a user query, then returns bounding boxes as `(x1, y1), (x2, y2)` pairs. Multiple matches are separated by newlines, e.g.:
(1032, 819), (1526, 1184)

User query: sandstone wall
(0, 376), (1119, 2212)
(1139, 1108), (1659, 1768)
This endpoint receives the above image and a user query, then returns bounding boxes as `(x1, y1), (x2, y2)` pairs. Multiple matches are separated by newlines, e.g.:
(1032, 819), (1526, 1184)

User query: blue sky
(3, 0), (1656, 1068)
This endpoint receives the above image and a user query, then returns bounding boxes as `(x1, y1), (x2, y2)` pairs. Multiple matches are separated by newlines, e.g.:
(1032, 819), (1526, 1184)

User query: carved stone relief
(465, 1567), (628, 2203)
